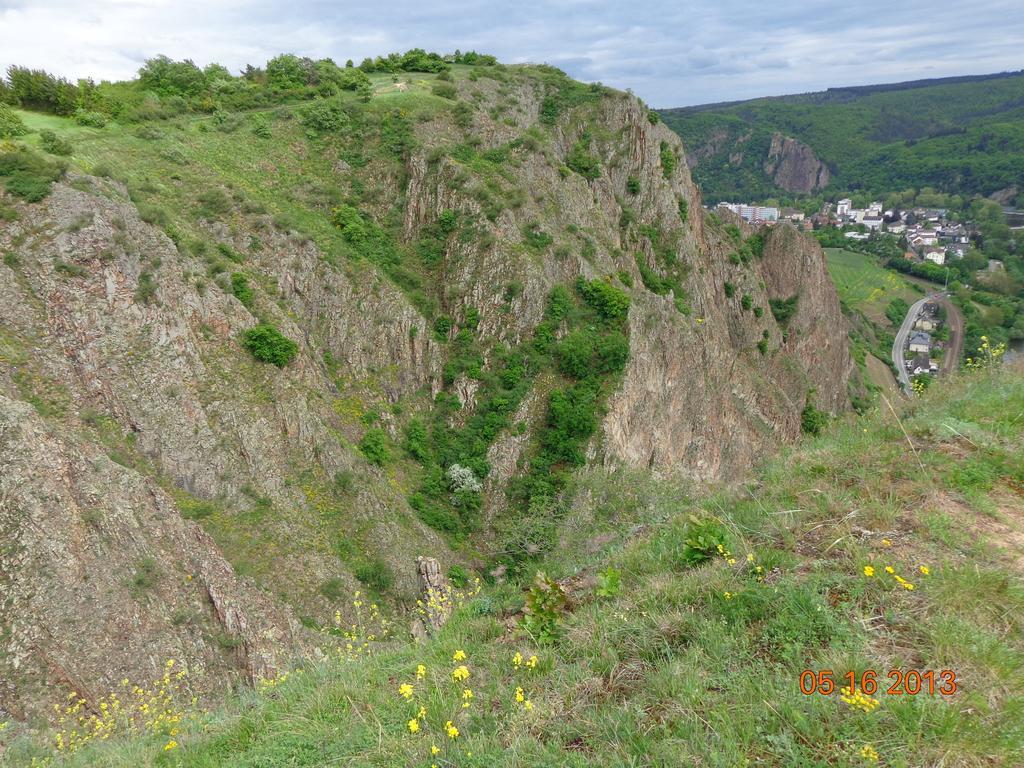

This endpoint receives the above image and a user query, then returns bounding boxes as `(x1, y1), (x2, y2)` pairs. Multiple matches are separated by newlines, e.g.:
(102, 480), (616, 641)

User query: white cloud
(0, 0), (1021, 105)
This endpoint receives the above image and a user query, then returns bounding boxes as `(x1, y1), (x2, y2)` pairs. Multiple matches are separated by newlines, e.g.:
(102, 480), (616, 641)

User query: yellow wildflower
(453, 649), (467, 662)
(431, 744), (440, 755)
(407, 719), (420, 734)
(863, 566), (875, 577)
(526, 655), (538, 669)
(881, 539), (892, 547)
(398, 683), (414, 700)
(860, 744), (879, 762)
(919, 565), (930, 575)
(885, 566), (895, 574)
(723, 591), (733, 600)
(163, 740), (177, 751)
(515, 686), (525, 703)
(513, 651), (523, 668)
(452, 665), (469, 682)
(746, 553), (755, 562)
(416, 664), (426, 679)
(417, 706), (427, 719)
(445, 721), (459, 739)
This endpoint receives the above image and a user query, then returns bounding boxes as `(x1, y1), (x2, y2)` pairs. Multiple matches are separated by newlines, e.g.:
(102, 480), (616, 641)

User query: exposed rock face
(758, 224), (853, 414)
(764, 133), (830, 194)
(0, 395), (304, 719)
(0, 67), (850, 717)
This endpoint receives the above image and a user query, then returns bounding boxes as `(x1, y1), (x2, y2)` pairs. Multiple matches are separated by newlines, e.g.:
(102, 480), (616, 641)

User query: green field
(824, 248), (923, 327)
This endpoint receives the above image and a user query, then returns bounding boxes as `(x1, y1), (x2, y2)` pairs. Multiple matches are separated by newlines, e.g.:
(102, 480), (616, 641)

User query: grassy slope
(659, 72), (1024, 200)
(824, 248), (922, 327)
(6, 367), (1023, 767)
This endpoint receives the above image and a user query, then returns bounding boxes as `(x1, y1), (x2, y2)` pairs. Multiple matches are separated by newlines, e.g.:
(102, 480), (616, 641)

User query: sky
(1, 0), (1022, 107)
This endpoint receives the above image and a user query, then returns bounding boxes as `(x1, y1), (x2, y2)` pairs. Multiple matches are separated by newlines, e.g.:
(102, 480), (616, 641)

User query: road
(891, 293), (964, 393)
(892, 295), (933, 392)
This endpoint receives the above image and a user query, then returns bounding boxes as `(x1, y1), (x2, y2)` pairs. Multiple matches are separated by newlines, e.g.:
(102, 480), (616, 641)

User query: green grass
(7, 367), (1022, 767)
(824, 248), (922, 327)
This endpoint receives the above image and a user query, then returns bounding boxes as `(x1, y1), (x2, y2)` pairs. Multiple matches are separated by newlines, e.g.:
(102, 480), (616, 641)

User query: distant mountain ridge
(659, 70), (1024, 203)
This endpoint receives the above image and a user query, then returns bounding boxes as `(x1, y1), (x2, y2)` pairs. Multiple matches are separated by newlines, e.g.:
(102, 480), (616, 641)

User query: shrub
(230, 272), (255, 309)
(433, 315), (453, 341)
(769, 295), (799, 325)
(354, 558), (394, 592)
(801, 403), (827, 436)
(579, 278), (630, 321)
(566, 139), (600, 180)
(723, 281), (736, 298)
(242, 324), (298, 367)
(74, 109), (107, 127)
(626, 176), (640, 194)
(38, 129), (72, 156)
(135, 271), (157, 303)
(681, 516), (730, 567)
(741, 293), (753, 311)
(0, 147), (65, 201)
(359, 428), (390, 466)
(678, 199), (689, 222)
(522, 223), (553, 251)
(0, 104), (28, 137)
(299, 98), (347, 135)
(404, 418), (431, 462)
(522, 571), (567, 644)
(431, 82), (458, 100)
(659, 141), (677, 178)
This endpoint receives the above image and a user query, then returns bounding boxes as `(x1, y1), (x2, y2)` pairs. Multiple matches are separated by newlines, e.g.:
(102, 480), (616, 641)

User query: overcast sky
(1, 0), (1021, 107)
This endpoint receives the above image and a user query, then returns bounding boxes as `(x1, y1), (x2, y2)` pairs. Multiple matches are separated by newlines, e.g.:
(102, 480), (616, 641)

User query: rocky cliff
(764, 133), (831, 194)
(0, 63), (849, 718)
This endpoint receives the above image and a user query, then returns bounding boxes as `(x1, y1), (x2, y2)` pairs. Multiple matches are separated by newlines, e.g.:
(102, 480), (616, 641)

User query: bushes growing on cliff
(769, 295), (799, 325)
(359, 428), (390, 466)
(566, 138), (600, 180)
(230, 272), (255, 309)
(660, 141), (677, 178)
(242, 324), (298, 367)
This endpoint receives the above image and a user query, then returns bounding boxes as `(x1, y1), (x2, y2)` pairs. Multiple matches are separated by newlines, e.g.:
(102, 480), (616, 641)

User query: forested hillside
(659, 71), (1024, 203)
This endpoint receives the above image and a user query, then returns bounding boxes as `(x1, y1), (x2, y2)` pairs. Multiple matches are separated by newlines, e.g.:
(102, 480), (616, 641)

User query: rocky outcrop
(758, 223), (853, 413)
(0, 395), (304, 719)
(764, 133), (830, 194)
(0, 65), (851, 718)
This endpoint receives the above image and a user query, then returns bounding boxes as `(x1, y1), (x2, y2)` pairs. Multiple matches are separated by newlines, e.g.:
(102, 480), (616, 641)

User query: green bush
(230, 272), (255, 309)
(769, 295), (799, 325)
(359, 428), (390, 466)
(242, 324), (298, 367)
(800, 403), (828, 436)
(741, 293), (753, 311)
(354, 558), (395, 592)
(660, 141), (677, 178)
(0, 147), (65, 201)
(522, 224), (553, 250)
(74, 109), (107, 127)
(0, 104), (28, 138)
(404, 418), (431, 462)
(723, 281), (736, 298)
(566, 139), (600, 180)
(681, 516), (730, 567)
(522, 571), (567, 644)
(626, 176), (640, 194)
(431, 82), (458, 100)
(579, 278), (630, 321)
(678, 198), (689, 222)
